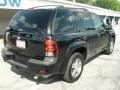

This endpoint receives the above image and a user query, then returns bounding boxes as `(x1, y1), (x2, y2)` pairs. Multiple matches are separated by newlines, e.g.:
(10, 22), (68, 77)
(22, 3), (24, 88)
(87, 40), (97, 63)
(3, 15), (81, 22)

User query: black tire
(104, 38), (115, 55)
(63, 53), (84, 83)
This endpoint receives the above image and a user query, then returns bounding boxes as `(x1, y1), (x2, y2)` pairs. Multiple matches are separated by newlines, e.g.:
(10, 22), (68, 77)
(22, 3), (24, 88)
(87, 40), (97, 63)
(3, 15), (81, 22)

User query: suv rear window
(10, 9), (54, 34)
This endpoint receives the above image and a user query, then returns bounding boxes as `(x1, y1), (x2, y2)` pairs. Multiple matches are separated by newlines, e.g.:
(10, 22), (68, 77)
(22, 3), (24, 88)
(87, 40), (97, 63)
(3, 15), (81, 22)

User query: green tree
(68, 0), (120, 11)
(76, 0), (89, 3)
(75, 0), (95, 5)
(95, 0), (120, 11)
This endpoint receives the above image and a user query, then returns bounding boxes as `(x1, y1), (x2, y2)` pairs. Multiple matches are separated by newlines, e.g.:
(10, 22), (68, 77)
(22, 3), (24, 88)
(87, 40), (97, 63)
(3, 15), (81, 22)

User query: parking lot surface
(0, 25), (120, 90)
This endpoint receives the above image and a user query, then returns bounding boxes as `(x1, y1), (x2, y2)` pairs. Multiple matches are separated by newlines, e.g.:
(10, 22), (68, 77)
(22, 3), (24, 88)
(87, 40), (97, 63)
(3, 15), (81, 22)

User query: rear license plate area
(16, 40), (26, 49)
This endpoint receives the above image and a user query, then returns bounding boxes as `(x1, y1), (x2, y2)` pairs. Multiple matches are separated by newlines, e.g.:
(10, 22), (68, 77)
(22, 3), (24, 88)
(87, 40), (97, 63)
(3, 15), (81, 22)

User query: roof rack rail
(29, 5), (64, 10)
(25, 0), (120, 17)
(62, 7), (88, 11)
(48, 0), (120, 17)
(75, 7), (88, 11)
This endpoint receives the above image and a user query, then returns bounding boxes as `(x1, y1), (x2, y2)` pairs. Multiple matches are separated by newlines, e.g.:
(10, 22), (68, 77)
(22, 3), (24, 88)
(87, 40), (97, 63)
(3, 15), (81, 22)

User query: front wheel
(104, 38), (115, 55)
(63, 53), (84, 83)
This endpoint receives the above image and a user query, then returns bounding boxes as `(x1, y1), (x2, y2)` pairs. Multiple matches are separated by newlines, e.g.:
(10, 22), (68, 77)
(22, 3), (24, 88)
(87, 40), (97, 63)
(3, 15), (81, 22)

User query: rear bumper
(2, 48), (59, 78)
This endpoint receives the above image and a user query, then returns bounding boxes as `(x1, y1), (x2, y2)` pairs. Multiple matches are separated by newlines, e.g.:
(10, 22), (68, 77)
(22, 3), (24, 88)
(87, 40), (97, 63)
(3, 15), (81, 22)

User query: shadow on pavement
(11, 66), (62, 84)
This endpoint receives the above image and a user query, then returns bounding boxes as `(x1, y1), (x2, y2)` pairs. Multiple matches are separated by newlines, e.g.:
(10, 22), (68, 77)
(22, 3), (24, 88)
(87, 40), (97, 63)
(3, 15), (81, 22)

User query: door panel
(97, 30), (110, 50)
(92, 13), (110, 53)
(77, 11), (98, 59)
(79, 31), (98, 58)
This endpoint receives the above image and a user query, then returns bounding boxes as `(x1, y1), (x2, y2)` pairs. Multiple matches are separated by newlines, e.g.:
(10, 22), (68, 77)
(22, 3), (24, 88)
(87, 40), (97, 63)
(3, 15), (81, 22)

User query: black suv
(2, 6), (115, 83)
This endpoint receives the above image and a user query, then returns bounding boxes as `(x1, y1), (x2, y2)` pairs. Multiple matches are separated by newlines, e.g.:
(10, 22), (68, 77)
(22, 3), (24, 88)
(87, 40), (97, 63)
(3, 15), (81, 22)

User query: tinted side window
(53, 10), (77, 34)
(78, 12), (94, 30)
(92, 14), (104, 30)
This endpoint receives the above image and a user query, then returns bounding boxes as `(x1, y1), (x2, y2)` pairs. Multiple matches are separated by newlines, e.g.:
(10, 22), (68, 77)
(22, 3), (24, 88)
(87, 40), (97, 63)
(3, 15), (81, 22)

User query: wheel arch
(60, 45), (88, 74)
(71, 47), (87, 61)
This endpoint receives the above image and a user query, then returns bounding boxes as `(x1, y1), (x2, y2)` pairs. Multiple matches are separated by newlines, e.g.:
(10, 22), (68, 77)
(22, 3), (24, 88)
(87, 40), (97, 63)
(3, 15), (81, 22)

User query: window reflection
(54, 10), (77, 34)
(10, 10), (53, 34)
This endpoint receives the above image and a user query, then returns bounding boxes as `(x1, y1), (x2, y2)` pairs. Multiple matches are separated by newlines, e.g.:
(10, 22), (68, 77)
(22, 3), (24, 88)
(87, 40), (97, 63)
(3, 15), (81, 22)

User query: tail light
(45, 39), (59, 57)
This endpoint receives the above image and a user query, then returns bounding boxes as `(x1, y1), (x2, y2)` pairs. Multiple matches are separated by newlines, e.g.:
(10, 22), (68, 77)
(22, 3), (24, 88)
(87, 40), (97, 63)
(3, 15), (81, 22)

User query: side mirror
(102, 23), (112, 29)
(103, 18), (112, 29)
